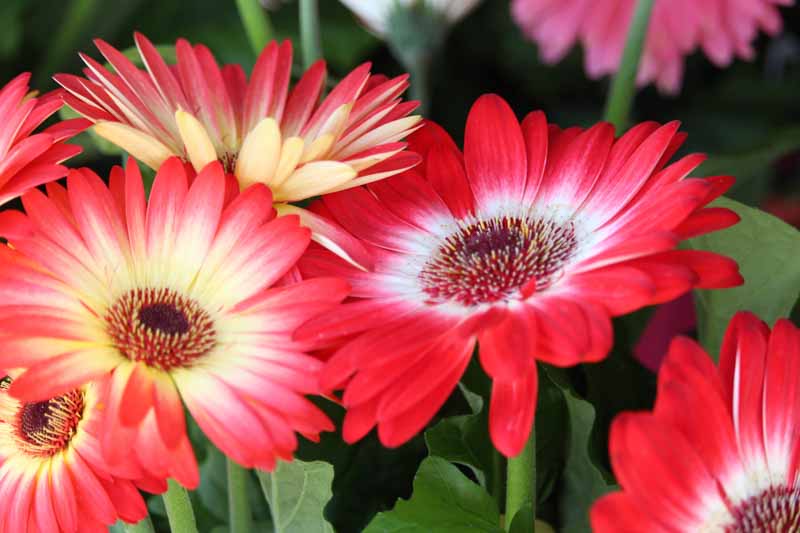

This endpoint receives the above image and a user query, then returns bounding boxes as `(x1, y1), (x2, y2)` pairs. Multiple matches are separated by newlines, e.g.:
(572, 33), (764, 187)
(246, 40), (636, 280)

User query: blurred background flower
(512, 0), (794, 93)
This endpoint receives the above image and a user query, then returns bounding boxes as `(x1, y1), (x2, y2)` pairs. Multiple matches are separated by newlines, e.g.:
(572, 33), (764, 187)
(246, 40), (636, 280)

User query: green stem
(505, 427), (535, 532)
(491, 448), (505, 512)
(235, 0), (275, 56)
(122, 516), (155, 533)
(36, 0), (100, 87)
(227, 458), (253, 533)
(407, 55), (431, 117)
(162, 479), (198, 533)
(299, 0), (323, 69)
(602, 0), (656, 131)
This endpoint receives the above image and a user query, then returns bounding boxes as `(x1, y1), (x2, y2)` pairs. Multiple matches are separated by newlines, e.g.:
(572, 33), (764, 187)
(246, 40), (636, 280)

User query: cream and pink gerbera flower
(512, 0), (793, 93)
(54, 33), (421, 203)
(0, 157), (348, 483)
(592, 312), (800, 531)
(0, 375), (155, 532)
(297, 94), (742, 456)
(0, 73), (88, 207)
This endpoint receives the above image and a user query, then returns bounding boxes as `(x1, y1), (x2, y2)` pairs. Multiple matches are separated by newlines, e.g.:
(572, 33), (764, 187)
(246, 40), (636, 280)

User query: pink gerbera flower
(0, 73), (88, 206)
(0, 375), (154, 532)
(592, 312), (800, 531)
(511, 0), (793, 93)
(0, 157), (348, 483)
(297, 94), (742, 456)
(54, 34), (420, 265)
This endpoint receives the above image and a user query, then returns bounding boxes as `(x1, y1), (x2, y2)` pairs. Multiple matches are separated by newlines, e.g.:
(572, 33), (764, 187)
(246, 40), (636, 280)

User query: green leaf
(508, 504), (534, 533)
(424, 384), (490, 487)
(687, 196), (800, 357)
(550, 370), (616, 533)
(696, 126), (800, 196)
(258, 459), (335, 533)
(364, 456), (503, 533)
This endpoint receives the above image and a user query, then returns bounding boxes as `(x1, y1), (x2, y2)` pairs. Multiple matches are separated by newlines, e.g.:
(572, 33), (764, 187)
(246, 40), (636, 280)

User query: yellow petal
(93, 121), (174, 170)
(175, 110), (218, 172)
(300, 133), (335, 164)
(270, 137), (305, 189)
(273, 161), (356, 202)
(234, 117), (282, 189)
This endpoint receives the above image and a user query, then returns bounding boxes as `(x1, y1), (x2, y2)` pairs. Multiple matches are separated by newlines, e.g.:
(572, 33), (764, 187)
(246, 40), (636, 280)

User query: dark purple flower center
(106, 287), (216, 370)
(727, 485), (800, 532)
(419, 215), (578, 306)
(15, 387), (85, 457)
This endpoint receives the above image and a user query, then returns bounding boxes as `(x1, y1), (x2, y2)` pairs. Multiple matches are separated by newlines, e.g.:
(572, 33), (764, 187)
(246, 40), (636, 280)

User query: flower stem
(505, 427), (535, 531)
(162, 479), (198, 533)
(492, 447), (505, 511)
(122, 517), (155, 533)
(407, 55), (431, 117)
(227, 457), (253, 533)
(235, 0), (275, 56)
(299, 0), (323, 69)
(602, 0), (656, 131)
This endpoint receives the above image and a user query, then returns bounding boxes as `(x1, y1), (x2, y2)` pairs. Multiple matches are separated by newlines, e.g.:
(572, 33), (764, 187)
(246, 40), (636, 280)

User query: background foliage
(4, 0), (800, 531)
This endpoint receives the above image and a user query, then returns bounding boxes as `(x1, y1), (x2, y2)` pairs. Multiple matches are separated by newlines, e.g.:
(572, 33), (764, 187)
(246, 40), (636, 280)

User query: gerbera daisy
(591, 312), (800, 531)
(0, 157), (349, 481)
(0, 73), (88, 207)
(0, 374), (153, 532)
(296, 94), (742, 456)
(511, 0), (793, 93)
(54, 34), (420, 265)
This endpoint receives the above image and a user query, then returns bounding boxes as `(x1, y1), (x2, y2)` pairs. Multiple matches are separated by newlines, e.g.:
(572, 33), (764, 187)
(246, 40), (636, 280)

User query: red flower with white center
(592, 312), (800, 532)
(0, 73), (88, 207)
(511, 0), (793, 94)
(0, 375), (155, 532)
(54, 33), (421, 266)
(297, 94), (743, 456)
(0, 157), (349, 483)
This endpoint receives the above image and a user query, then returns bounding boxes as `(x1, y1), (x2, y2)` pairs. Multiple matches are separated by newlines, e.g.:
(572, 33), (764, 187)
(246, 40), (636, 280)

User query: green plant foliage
(258, 460), (335, 533)
(424, 385), (491, 488)
(544, 368), (617, 533)
(688, 196), (800, 357)
(364, 457), (503, 533)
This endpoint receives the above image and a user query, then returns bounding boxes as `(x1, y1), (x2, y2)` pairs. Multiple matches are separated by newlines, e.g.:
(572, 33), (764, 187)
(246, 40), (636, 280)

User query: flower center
(418, 215), (578, 306)
(105, 287), (217, 371)
(726, 486), (800, 532)
(14, 387), (85, 457)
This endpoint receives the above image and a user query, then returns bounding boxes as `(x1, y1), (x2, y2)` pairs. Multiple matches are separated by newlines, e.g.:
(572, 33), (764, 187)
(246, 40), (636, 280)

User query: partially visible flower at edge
(511, 0), (794, 94)
(592, 312), (800, 531)
(55, 33), (422, 267)
(296, 94), (743, 457)
(0, 73), (89, 207)
(0, 157), (349, 485)
(0, 374), (158, 532)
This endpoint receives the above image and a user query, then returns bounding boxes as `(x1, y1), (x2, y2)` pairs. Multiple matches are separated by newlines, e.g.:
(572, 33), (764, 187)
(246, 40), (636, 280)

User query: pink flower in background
(511, 0), (793, 93)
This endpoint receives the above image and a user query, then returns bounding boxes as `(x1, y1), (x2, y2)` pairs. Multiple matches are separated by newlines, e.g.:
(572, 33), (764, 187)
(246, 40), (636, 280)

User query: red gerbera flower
(54, 34), (420, 266)
(297, 94), (742, 456)
(0, 73), (88, 207)
(592, 312), (800, 531)
(0, 157), (348, 484)
(0, 375), (155, 532)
